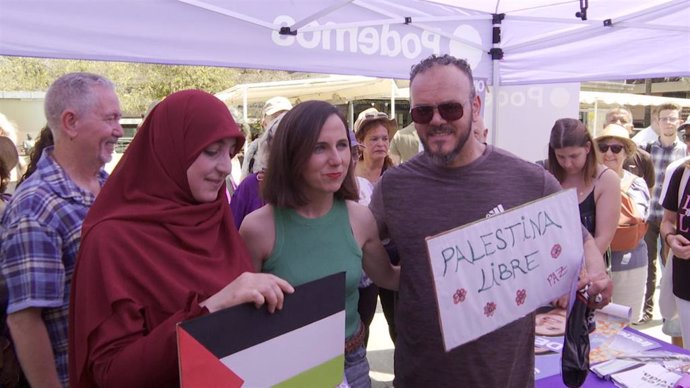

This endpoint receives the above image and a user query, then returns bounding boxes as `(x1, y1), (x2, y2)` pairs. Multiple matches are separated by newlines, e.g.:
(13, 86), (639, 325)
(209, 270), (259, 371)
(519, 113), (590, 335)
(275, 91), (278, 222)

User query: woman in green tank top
(240, 101), (400, 388)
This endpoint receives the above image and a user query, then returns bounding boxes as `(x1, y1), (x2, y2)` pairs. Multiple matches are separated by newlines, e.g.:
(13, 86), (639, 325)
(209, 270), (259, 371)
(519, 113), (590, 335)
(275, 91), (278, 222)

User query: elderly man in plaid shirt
(0, 72), (122, 387)
(640, 103), (686, 324)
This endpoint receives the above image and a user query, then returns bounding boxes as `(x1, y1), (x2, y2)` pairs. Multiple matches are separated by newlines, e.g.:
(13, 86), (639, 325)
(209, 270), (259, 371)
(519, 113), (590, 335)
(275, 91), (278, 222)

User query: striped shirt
(646, 138), (687, 224)
(0, 147), (107, 386)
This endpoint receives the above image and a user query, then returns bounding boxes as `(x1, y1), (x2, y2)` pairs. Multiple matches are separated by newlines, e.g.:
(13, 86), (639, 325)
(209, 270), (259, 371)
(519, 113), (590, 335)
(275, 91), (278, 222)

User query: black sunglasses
(410, 102), (464, 124)
(597, 143), (624, 154)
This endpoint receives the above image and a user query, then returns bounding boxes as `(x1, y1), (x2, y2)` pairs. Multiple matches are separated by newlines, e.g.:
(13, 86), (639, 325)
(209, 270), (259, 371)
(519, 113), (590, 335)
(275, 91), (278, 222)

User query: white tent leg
(491, 58), (500, 146)
(348, 101), (354, 130)
(242, 87), (248, 123)
(593, 99), (599, 136)
(243, 87), (249, 154)
(390, 80), (396, 119)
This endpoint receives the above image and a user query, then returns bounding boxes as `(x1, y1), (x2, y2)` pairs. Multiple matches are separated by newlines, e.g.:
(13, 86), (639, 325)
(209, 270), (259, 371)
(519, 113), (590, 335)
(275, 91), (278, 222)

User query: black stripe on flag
(179, 272), (345, 357)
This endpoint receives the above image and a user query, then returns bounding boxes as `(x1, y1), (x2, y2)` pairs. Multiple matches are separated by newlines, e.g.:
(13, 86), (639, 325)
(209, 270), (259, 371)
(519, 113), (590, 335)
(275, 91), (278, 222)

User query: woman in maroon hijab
(69, 90), (293, 388)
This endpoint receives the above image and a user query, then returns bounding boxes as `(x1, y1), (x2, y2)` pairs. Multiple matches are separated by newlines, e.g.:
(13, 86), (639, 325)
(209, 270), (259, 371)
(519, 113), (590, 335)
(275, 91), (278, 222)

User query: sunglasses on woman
(410, 102), (464, 124)
(597, 144), (624, 154)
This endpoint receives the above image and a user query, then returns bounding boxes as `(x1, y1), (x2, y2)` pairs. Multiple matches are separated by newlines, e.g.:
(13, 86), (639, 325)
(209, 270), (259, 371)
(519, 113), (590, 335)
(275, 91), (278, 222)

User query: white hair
(44, 72), (115, 132)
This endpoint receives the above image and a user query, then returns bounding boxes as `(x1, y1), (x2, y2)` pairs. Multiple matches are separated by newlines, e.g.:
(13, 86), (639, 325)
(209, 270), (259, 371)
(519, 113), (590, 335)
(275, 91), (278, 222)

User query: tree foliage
(0, 56), (311, 116)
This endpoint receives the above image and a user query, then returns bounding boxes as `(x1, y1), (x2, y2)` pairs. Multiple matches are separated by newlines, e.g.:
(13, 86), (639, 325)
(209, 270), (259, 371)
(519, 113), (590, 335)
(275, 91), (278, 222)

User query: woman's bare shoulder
(597, 165), (621, 186)
(240, 205), (275, 234)
(345, 200), (371, 219)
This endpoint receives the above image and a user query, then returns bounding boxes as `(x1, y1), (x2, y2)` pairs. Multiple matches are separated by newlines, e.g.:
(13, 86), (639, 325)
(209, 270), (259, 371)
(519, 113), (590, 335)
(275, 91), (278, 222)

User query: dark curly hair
(410, 54), (476, 99)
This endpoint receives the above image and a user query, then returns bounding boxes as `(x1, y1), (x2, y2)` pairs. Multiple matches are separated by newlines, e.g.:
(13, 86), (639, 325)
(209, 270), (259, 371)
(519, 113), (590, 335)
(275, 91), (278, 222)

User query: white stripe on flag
(220, 310), (345, 386)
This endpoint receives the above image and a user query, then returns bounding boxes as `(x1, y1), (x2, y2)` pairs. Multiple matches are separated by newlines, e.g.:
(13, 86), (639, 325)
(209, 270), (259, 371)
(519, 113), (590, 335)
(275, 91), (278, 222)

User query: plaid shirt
(646, 138), (687, 224)
(0, 147), (106, 386)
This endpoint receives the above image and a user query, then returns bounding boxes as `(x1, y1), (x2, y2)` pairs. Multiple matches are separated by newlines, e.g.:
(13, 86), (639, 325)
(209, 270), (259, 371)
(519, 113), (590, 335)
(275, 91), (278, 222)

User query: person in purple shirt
(230, 114), (285, 228)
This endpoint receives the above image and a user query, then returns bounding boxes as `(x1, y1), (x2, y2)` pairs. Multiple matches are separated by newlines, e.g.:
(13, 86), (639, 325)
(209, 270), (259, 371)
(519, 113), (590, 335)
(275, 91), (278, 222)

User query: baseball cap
(353, 108), (397, 138)
(262, 97), (293, 117)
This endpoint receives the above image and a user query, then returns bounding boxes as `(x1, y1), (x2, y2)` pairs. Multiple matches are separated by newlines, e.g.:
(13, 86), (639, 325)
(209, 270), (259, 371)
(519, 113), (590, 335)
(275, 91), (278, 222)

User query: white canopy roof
(580, 91), (690, 107)
(1, 0), (688, 85)
(216, 75), (409, 106)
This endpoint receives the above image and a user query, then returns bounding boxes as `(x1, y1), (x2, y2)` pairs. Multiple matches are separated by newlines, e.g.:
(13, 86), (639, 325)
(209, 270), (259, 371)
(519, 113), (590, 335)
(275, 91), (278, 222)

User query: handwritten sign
(425, 189), (583, 351)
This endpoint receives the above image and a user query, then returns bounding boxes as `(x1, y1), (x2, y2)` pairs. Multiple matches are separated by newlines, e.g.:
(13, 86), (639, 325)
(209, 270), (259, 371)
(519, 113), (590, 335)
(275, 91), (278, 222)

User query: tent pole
(242, 86), (248, 123)
(490, 13), (504, 147)
(492, 60), (500, 147)
(390, 80), (396, 120)
(593, 99), (599, 136)
(348, 101), (354, 130)
(242, 87), (249, 153)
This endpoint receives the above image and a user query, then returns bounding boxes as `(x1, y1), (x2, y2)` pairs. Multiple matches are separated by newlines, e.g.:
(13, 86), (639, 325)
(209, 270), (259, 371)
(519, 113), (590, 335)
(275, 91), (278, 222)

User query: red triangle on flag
(177, 326), (244, 388)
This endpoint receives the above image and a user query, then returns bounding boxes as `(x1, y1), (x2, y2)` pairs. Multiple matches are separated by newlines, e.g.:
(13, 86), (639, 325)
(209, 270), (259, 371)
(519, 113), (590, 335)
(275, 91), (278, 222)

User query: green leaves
(0, 56), (305, 117)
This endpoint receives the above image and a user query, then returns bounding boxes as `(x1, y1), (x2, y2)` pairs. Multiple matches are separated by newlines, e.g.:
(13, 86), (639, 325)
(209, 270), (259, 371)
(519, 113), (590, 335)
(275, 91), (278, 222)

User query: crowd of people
(0, 55), (688, 387)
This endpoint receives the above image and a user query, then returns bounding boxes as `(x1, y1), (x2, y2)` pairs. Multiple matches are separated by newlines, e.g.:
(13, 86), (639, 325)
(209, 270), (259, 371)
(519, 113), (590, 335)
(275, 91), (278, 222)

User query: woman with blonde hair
(594, 124), (650, 322)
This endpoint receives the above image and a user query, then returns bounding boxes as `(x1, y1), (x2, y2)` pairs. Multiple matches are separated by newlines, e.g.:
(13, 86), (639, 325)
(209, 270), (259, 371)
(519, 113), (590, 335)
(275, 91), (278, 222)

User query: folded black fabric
(561, 288), (595, 387)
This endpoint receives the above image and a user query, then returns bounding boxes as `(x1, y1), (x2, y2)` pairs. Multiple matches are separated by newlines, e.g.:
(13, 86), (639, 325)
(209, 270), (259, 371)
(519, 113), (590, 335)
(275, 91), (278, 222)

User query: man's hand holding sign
(425, 189), (612, 351)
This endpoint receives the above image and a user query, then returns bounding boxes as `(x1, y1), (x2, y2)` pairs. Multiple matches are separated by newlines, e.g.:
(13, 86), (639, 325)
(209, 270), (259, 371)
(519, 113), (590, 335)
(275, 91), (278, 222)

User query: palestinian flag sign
(177, 272), (346, 387)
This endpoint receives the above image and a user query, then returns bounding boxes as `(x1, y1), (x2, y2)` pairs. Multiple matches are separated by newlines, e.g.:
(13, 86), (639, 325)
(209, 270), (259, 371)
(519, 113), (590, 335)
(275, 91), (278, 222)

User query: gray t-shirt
(370, 145), (562, 387)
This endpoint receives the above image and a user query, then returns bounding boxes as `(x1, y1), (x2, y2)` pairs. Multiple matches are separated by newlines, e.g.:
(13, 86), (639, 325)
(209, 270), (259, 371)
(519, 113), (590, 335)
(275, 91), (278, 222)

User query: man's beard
(420, 115), (472, 167)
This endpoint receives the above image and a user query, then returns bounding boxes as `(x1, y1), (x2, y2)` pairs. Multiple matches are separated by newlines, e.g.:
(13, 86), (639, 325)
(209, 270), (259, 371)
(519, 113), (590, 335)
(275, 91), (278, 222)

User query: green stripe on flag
(272, 355), (344, 388)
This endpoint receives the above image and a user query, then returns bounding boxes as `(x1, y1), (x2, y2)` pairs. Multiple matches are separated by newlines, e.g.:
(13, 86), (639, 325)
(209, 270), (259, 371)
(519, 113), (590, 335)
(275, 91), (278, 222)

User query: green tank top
(263, 200), (362, 338)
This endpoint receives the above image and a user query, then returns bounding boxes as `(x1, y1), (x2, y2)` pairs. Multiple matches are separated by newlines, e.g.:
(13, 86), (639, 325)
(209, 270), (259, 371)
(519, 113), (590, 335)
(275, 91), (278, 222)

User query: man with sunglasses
(640, 103), (687, 324)
(369, 54), (612, 387)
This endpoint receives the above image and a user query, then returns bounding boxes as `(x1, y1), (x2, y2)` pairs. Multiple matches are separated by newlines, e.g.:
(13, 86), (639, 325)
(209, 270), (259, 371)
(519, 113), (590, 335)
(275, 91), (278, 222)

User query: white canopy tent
(580, 90), (690, 137)
(1, 0), (687, 83)
(1, 0), (688, 144)
(215, 75), (408, 124)
(579, 91), (690, 108)
(217, 76), (408, 106)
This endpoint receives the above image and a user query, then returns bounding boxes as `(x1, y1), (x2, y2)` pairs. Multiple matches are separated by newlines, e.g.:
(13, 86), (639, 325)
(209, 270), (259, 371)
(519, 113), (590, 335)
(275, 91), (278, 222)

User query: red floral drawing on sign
(551, 244), (562, 259)
(515, 289), (527, 306)
(453, 288), (467, 304)
(484, 302), (496, 317)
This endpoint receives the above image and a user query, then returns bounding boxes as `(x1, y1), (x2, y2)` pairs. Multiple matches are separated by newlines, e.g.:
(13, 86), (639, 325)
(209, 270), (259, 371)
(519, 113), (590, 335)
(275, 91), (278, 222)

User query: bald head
(605, 108), (633, 134)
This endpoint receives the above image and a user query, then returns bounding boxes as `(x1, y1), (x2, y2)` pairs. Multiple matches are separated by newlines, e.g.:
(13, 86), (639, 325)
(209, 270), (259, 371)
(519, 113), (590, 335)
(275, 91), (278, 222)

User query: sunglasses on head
(410, 102), (464, 124)
(364, 111), (389, 120)
(597, 143), (624, 154)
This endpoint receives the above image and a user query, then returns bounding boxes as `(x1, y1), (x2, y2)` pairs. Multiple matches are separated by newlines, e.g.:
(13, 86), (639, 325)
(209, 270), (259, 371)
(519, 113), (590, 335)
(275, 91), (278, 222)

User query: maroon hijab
(69, 90), (252, 386)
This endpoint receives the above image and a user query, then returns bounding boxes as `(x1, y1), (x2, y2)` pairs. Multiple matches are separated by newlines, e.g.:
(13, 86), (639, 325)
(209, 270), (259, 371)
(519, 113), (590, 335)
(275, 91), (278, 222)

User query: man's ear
(61, 110), (79, 139)
(471, 95), (481, 121)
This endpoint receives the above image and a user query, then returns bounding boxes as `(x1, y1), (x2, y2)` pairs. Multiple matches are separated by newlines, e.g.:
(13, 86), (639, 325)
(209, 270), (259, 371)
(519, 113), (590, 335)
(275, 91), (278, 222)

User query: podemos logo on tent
(271, 15), (482, 66)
